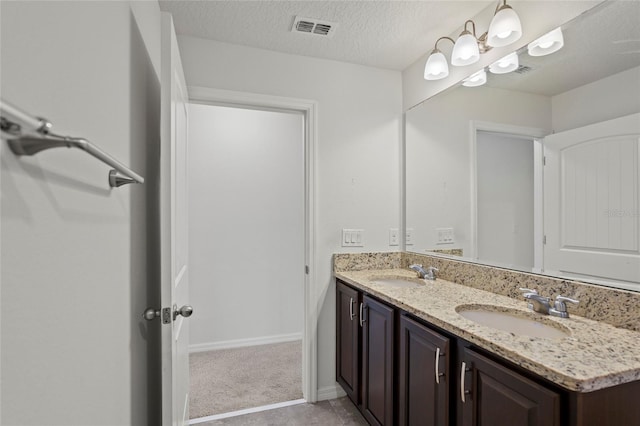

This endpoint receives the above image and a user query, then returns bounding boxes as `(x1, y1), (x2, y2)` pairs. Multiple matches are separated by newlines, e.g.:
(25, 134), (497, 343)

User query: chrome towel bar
(0, 99), (144, 188)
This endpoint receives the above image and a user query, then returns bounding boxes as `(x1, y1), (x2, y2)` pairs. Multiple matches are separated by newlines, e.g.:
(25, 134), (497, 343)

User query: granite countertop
(335, 268), (640, 393)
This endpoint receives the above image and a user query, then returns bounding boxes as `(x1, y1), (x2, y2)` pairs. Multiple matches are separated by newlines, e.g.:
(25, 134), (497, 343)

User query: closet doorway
(186, 93), (316, 422)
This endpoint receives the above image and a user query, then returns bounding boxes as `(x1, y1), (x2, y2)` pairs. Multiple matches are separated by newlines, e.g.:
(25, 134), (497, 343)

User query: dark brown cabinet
(336, 282), (395, 426)
(460, 348), (560, 426)
(361, 295), (395, 426)
(335, 278), (640, 426)
(398, 314), (450, 426)
(336, 281), (361, 404)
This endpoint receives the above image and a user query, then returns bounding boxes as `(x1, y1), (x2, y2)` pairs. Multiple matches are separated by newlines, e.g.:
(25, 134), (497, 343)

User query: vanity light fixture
(487, 0), (523, 47)
(528, 27), (564, 56)
(424, 37), (454, 80)
(489, 52), (519, 74)
(451, 20), (483, 66)
(423, 0), (521, 81)
(462, 69), (487, 87)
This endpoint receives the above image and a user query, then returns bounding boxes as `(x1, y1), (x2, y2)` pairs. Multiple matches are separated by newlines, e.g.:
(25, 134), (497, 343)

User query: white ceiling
(486, 1), (640, 96)
(158, 0), (493, 71)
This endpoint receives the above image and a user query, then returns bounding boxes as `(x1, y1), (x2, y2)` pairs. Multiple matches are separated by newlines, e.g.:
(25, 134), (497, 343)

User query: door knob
(143, 305), (193, 324)
(173, 304), (194, 320)
(143, 308), (161, 321)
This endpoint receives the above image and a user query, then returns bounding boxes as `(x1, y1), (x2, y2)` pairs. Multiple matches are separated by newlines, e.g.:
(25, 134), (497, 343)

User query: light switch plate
(405, 228), (414, 246)
(436, 227), (455, 244)
(342, 229), (364, 247)
(389, 228), (399, 246)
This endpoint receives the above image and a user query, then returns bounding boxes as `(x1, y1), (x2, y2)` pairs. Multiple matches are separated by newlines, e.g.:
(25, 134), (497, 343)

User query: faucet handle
(425, 266), (439, 280)
(554, 295), (579, 311)
(519, 288), (538, 311)
(550, 295), (579, 318)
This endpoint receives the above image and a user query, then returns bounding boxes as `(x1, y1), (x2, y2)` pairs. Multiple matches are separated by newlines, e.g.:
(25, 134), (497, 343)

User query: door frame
(469, 121), (547, 269)
(187, 86), (319, 403)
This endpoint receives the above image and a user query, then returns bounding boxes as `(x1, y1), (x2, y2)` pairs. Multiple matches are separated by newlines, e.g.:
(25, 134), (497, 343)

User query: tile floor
(196, 397), (368, 425)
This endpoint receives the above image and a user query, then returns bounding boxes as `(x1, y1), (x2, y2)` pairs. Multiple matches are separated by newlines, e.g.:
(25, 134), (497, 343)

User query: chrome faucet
(523, 292), (551, 314)
(409, 264), (439, 280)
(519, 288), (579, 318)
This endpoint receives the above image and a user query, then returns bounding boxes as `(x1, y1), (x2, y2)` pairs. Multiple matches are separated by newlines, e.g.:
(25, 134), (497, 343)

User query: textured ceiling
(158, 0), (493, 71)
(486, 1), (640, 96)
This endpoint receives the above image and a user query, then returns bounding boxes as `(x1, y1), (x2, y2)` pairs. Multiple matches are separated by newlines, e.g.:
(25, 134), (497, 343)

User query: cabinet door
(362, 295), (395, 426)
(399, 315), (450, 426)
(336, 281), (361, 405)
(461, 349), (560, 426)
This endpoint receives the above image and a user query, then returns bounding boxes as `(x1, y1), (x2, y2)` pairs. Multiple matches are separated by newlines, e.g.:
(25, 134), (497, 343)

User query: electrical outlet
(436, 227), (455, 244)
(405, 228), (414, 246)
(342, 229), (364, 247)
(389, 228), (399, 246)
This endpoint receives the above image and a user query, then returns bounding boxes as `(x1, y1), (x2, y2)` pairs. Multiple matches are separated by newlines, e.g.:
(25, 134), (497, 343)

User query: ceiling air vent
(514, 65), (534, 74)
(292, 16), (337, 38)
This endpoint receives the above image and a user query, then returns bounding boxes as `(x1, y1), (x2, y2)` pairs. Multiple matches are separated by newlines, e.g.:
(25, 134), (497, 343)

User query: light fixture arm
(461, 19), (491, 54)
(495, 0), (508, 14)
(463, 20), (477, 37)
(434, 36), (455, 52)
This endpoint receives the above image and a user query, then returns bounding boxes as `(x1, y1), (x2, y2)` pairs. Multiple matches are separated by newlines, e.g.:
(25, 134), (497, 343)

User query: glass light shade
(487, 5), (522, 47)
(489, 52), (519, 74)
(424, 50), (449, 80)
(451, 32), (480, 66)
(462, 69), (487, 87)
(528, 27), (564, 56)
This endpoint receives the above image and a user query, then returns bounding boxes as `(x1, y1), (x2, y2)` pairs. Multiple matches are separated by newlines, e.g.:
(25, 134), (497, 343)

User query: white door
(160, 13), (191, 425)
(544, 113), (640, 284)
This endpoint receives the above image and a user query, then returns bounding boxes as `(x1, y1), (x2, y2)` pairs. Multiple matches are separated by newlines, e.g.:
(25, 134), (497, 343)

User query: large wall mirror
(405, 1), (640, 292)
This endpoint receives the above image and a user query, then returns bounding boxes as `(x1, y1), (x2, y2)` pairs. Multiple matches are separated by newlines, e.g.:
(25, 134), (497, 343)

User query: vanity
(334, 253), (640, 426)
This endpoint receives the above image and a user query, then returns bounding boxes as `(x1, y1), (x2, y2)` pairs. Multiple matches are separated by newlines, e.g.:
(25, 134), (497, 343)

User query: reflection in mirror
(405, 1), (640, 292)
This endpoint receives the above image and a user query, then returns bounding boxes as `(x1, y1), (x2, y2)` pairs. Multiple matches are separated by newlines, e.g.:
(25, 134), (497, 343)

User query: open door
(543, 113), (640, 285)
(160, 12), (191, 425)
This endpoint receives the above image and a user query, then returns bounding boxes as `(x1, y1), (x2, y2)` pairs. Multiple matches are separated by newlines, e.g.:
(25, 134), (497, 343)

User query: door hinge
(543, 235), (547, 245)
(543, 156), (546, 166)
(305, 265), (310, 274)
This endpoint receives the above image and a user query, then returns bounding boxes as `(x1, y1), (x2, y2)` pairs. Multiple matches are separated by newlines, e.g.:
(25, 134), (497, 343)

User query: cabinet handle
(359, 303), (365, 327)
(349, 297), (355, 320)
(460, 361), (471, 403)
(435, 347), (445, 384)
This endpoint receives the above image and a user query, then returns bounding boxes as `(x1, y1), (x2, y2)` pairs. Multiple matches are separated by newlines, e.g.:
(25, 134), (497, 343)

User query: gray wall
(177, 35), (403, 398)
(552, 66), (640, 132)
(188, 103), (304, 350)
(477, 132), (535, 269)
(1, 2), (162, 424)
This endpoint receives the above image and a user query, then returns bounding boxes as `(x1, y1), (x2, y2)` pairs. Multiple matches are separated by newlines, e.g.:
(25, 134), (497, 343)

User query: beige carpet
(189, 340), (303, 419)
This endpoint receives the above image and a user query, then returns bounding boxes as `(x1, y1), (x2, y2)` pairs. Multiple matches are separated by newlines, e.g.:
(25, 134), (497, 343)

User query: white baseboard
(316, 384), (347, 401)
(189, 332), (303, 353)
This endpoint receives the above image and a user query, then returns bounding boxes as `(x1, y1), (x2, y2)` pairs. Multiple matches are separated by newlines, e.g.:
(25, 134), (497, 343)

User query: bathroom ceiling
(485, 0), (640, 96)
(158, 1), (493, 71)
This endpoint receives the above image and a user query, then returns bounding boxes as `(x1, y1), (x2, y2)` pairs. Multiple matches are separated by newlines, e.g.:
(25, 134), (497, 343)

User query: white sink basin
(456, 304), (571, 340)
(370, 276), (423, 288)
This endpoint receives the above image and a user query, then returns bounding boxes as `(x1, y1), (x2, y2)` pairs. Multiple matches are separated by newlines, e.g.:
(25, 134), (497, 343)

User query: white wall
(477, 132), (534, 269)
(402, 1), (601, 111)
(188, 103), (304, 350)
(177, 36), (402, 396)
(552, 66), (640, 132)
(1, 1), (162, 425)
(405, 86), (550, 258)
